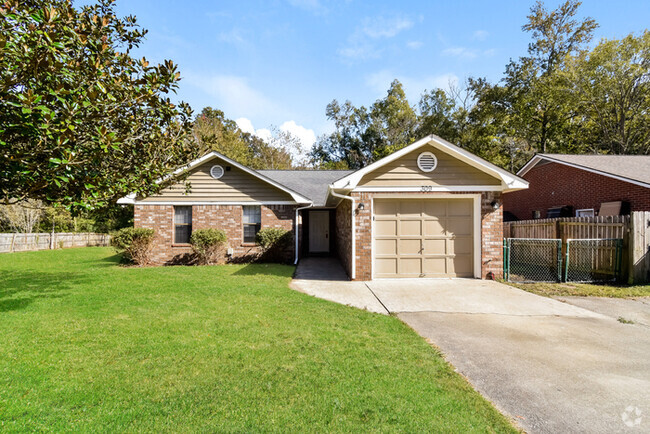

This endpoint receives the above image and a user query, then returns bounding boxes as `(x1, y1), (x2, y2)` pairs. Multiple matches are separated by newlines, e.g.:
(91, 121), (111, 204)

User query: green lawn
(0, 248), (515, 432)
(506, 281), (650, 298)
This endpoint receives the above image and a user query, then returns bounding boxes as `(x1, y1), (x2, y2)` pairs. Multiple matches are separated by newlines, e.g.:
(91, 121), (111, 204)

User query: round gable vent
(417, 152), (438, 172)
(210, 165), (224, 179)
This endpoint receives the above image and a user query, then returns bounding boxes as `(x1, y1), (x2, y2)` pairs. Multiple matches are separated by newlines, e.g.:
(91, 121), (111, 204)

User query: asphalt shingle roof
(537, 154), (650, 186)
(258, 170), (354, 206)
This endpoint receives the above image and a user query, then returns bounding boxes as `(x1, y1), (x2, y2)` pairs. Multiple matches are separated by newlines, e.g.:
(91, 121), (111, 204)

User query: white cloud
(255, 128), (273, 143)
(339, 14), (415, 61)
(218, 28), (246, 45)
(365, 70), (459, 100)
(280, 120), (317, 151)
(185, 73), (279, 119)
(235, 118), (315, 154)
(472, 30), (489, 41)
(441, 46), (496, 59)
(235, 117), (255, 135)
(361, 16), (413, 39)
(287, 0), (327, 14)
(406, 40), (423, 50)
(442, 46), (478, 59)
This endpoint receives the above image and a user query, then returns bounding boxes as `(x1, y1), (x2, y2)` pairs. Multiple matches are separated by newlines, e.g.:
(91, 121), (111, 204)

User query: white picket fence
(0, 232), (111, 253)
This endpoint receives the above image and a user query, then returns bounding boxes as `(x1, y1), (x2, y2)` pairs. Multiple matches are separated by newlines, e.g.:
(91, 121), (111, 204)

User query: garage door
(373, 199), (474, 278)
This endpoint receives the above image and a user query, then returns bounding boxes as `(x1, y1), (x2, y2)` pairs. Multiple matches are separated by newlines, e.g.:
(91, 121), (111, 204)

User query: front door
(309, 211), (330, 253)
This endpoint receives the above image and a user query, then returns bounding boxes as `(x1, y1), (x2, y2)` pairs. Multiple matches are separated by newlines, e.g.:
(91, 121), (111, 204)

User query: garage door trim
(370, 194), (481, 279)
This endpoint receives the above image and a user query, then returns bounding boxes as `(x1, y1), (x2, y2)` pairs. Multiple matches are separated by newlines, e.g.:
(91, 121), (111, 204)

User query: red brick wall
(504, 162), (650, 220)
(134, 204), (297, 264)
(335, 199), (352, 278)
(348, 191), (503, 280)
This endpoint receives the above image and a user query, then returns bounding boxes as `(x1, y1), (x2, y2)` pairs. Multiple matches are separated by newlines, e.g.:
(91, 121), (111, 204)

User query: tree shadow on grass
(231, 263), (295, 278)
(0, 270), (87, 312)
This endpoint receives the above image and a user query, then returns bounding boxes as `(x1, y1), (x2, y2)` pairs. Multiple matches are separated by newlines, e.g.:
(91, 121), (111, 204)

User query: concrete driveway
(291, 262), (650, 433)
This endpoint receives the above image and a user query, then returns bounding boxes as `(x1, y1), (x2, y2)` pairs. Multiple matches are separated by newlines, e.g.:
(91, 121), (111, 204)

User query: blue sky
(102, 0), (650, 151)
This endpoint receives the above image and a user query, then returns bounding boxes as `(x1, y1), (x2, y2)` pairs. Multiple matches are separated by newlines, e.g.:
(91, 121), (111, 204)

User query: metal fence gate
(504, 238), (624, 283)
(565, 239), (623, 283)
(503, 238), (562, 283)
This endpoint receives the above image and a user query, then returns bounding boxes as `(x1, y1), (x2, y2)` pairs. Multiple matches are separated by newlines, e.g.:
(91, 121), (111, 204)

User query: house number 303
(420, 185), (433, 192)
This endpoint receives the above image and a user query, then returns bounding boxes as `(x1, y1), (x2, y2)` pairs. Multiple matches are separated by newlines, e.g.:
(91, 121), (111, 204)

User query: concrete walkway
(290, 257), (388, 314)
(290, 258), (650, 433)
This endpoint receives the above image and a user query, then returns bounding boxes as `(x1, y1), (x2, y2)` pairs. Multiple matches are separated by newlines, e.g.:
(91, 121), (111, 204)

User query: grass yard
(507, 281), (650, 298)
(0, 247), (515, 432)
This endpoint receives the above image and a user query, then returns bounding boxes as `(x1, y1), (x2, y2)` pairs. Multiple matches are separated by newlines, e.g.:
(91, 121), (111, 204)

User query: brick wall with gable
(504, 162), (650, 220)
(134, 204), (297, 264)
(336, 191), (503, 281)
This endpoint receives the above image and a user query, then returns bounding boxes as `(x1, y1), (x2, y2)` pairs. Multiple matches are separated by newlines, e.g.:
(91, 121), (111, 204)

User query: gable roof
(118, 151), (312, 204)
(518, 154), (650, 189)
(258, 170), (354, 207)
(330, 134), (528, 192)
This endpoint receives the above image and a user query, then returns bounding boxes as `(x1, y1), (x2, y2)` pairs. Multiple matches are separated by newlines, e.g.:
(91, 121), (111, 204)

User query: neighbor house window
(243, 205), (261, 244)
(174, 206), (192, 244)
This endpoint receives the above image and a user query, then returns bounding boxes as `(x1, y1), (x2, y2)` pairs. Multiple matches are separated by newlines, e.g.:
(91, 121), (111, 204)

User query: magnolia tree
(0, 0), (197, 213)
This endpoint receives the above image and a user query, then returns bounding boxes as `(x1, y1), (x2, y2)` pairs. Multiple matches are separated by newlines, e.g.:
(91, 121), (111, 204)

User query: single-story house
(504, 154), (650, 220)
(119, 135), (528, 280)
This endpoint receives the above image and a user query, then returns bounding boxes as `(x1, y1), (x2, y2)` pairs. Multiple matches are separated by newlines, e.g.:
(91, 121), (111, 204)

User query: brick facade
(134, 204), (297, 264)
(334, 200), (352, 276)
(333, 191), (503, 281)
(504, 162), (650, 220)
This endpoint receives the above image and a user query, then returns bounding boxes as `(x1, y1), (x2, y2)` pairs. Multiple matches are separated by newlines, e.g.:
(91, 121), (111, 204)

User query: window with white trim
(576, 208), (595, 217)
(174, 206), (192, 244)
(243, 205), (261, 244)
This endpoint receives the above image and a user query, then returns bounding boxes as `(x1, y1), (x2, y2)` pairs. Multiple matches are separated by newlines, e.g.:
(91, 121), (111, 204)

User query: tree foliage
(567, 31), (650, 154)
(192, 107), (296, 169)
(0, 0), (196, 213)
(310, 0), (649, 173)
(311, 80), (417, 169)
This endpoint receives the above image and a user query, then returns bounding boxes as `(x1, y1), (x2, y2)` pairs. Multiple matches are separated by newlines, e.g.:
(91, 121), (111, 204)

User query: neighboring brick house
(504, 154), (650, 221)
(119, 135), (528, 280)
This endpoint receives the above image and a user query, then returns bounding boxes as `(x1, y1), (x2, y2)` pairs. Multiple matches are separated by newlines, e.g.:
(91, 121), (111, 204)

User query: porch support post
(294, 203), (313, 264)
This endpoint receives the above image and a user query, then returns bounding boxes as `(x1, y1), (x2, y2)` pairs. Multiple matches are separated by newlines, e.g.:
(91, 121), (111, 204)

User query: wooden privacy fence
(0, 232), (111, 253)
(504, 212), (650, 283)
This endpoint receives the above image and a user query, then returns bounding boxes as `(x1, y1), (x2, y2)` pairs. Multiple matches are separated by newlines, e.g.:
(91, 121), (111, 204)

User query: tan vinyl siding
(139, 158), (294, 202)
(358, 145), (501, 187)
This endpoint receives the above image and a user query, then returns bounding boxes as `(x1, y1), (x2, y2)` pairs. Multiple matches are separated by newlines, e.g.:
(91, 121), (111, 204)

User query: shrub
(190, 228), (227, 265)
(256, 228), (292, 263)
(111, 227), (155, 266)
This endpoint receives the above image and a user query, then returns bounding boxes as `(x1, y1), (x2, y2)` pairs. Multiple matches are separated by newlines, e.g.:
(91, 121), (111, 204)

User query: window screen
(174, 206), (192, 244)
(243, 205), (261, 243)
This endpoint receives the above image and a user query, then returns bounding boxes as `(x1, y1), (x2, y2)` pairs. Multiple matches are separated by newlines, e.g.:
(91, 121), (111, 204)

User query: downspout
(328, 188), (355, 280)
(294, 202), (313, 265)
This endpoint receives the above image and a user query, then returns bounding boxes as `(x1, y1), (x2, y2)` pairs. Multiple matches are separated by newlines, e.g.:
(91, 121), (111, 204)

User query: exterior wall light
(491, 200), (499, 210)
(358, 203), (365, 210)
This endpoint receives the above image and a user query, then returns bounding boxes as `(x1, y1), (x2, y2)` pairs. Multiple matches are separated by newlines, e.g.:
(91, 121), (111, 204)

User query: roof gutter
(328, 188), (355, 280)
(294, 203), (313, 265)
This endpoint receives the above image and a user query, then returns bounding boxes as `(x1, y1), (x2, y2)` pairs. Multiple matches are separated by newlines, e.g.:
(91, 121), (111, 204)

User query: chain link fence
(565, 239), (623, 283)
(503, 238), (562, 283)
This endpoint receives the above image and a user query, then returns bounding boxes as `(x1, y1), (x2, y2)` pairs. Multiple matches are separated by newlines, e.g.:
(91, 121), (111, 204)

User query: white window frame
(576, 208), (595, 217)
(242, 205), (261, 244)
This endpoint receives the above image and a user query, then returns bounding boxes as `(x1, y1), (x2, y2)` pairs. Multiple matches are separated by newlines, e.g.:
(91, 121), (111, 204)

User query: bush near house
(190, 228), (227, 265)
(256, 228), (292, 263)
(110, 228), (155, 266)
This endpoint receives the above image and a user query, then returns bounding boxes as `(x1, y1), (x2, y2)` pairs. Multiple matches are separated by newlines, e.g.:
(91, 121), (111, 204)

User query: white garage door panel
(374, 199), (474, 278)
